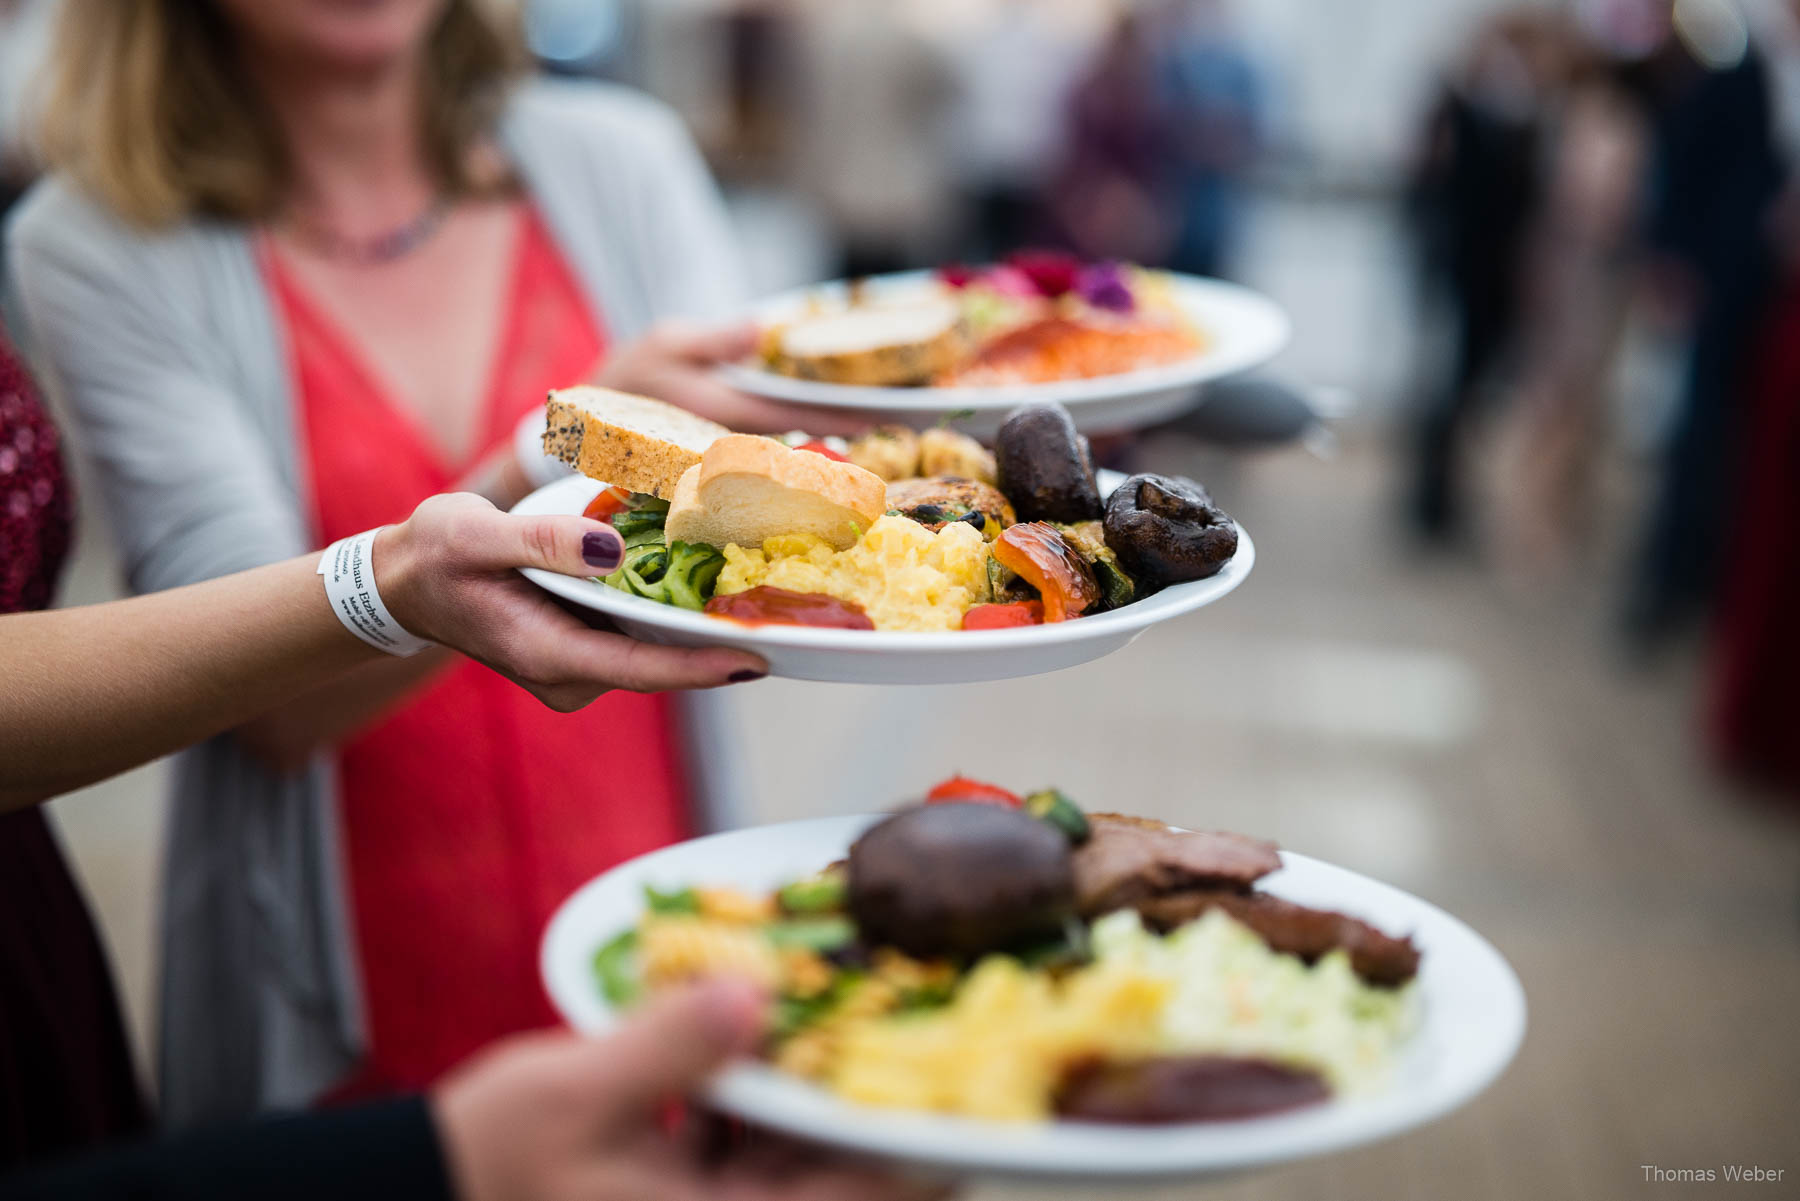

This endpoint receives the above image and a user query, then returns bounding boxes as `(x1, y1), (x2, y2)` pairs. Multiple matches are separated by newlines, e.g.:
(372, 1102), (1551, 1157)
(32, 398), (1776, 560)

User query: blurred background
(6, 0), (1798, 1195)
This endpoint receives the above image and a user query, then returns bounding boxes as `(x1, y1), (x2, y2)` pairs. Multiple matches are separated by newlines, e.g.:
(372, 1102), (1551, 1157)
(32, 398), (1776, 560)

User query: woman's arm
(228, 451), (541, 774)
(0, 495), (764, 812)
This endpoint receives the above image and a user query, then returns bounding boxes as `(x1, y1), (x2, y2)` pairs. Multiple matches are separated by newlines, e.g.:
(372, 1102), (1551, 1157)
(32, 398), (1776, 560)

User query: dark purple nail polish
(728, 669), (767, 684)
(582, 531), (622, 571)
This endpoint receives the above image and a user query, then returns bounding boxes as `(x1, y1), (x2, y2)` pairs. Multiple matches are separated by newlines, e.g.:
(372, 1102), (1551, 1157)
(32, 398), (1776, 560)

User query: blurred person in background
(788, 0), (956, 276)
(1050, 9), (1177, 265)
(0, 330), (146, 1168)
(1614, 0), (1782, 650)
(1709, 0), (1800, 798)
(1403, 11), (1558, 545)
(0, 0), (51, 221)
(1154, 0), (1263, 280)
(943, 0), (1084, 261)
(4, 0), (828, 1130)
(1491, 17), (1648, 583)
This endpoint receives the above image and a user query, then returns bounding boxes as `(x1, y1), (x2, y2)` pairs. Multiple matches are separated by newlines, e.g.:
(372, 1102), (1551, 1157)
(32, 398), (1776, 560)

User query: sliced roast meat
(1071, 815), (1280, 917)
(1056, 1056), (1330, 1123)
(1135, 890), (1421, 988)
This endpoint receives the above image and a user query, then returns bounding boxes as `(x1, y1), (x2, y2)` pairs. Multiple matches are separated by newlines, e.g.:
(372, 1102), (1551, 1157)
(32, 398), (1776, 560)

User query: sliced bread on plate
(768, 299), (966, 386)
(544, 386), (730, 498)
(665, 435), (887, 551)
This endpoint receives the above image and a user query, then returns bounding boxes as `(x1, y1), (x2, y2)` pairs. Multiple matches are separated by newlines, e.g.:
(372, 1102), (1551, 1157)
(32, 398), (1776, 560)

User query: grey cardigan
(6, 79), (750, 1126)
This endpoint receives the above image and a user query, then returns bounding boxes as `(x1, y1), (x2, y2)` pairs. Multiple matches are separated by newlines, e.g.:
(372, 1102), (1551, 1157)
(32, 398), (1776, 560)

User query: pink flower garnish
(1007, 249), (1083, 298)
(980, 264), (1041, 299)
(936, 263), (978, 289)
(1076, 261), (1136, 312)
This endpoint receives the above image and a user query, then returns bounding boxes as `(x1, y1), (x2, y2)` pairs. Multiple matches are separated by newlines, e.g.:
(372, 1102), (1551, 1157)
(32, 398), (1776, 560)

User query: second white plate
(541, 815), (1526, 1183)
(717, 271), (1291, 437)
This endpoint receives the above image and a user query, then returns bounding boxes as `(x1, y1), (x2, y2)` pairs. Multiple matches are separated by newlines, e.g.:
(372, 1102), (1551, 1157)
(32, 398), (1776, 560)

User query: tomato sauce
(705, 586), (875, 630)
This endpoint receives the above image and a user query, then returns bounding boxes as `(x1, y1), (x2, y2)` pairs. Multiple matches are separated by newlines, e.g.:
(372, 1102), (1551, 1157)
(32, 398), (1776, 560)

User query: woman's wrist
(371, 522), (432, 644)
(314, 524), (436, 656)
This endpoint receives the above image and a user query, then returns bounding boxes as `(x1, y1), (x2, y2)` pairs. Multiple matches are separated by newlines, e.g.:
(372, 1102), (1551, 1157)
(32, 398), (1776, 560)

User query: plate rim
(540, 814), (1527, 1180)
(511, 474), (1255, 653)
(717, 270), (1292, 411)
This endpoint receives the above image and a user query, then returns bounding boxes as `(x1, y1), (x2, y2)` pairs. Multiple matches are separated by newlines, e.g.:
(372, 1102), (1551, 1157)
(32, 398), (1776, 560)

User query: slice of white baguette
(769, 300), (967, 386)
(543, 386), (731, 498)
(665, 435), (887, 551)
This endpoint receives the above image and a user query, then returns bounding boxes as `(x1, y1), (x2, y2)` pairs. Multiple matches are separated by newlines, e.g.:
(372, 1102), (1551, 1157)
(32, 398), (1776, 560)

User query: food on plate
(960, 600), (1043, 629)
(590, 778), (1420, 1124)
(1053, 520), (1135, 609)
(758, 254), (1206, 388)
(989, 523), (1101, 623)
(1022, 787), (1091, 844)
(705, 586), (875, 630)
(764, 299), (968, 386)
(1071, 813), (1282, 916)
(940, 318), (1204, 388)
(714, 516), (990, 632)
(664, 434), (887, 552)
(924, 774), (1024, 806)
(1055, 1055), (1331, 1123)
(1103, 473), (1240, 587)
(884, 475), (1015, 536)
(546, 389), (1237, 630)
(916, 427), (998, 484)
(1132, 890), (1421, 988)
(847, 803), (1075, 958)
(544, 386), (729, 498)
(591, 495), (726, 611)
(993, 403), (1102, 523)
(846, 424), (921, 482)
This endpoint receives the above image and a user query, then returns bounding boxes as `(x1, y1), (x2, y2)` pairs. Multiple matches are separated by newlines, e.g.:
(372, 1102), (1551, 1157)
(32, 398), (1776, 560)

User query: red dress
(263, 209), (695, 1091)
(1710, 275), (1800, 798)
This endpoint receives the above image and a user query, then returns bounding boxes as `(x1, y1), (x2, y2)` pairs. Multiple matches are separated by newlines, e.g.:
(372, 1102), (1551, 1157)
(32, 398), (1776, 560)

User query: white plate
(511, 472), (1254, 685)
(717, 271), (1291, 437)
(541, 815), (1526, 1183)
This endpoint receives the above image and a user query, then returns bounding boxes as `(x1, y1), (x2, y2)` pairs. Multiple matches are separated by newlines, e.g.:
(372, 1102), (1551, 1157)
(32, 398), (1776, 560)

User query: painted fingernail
(728, 669), (767, 684)
(582, 531), (622, 571)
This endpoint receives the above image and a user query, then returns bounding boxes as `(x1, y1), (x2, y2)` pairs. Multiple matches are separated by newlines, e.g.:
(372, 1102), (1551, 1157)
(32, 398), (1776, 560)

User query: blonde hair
(38, 1), (524, 228)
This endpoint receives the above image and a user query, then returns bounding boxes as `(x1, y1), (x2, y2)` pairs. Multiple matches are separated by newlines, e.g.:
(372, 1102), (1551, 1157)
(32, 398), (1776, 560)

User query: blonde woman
(6, 0), (814, 1126)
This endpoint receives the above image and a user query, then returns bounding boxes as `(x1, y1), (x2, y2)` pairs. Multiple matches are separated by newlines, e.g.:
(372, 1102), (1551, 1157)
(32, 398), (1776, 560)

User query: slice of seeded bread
(543, 386), (731, 499)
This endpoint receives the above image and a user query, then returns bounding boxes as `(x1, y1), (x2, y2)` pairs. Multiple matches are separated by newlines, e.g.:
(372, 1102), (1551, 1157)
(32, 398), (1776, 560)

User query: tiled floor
(43, 195), (1800, 1197)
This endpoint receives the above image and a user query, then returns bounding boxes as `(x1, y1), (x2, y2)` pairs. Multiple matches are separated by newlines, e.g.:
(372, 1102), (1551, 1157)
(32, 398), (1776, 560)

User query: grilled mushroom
(1102, 473), (1237, 587)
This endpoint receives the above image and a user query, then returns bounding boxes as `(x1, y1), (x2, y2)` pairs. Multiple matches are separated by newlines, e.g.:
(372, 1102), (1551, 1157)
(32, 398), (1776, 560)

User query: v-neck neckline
(260, 206), (532, 479)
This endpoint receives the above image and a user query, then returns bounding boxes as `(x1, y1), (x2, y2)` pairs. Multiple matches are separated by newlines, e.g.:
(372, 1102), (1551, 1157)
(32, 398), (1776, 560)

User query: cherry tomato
(961, 601), (1045, 630)
(794, 440), (849, 462)
(582, 485), (634, 522)
(925, 775), (1023, 808)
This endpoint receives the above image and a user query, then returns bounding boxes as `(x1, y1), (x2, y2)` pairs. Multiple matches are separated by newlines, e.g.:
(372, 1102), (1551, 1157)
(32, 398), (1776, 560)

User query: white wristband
(317, 527), (435, 657)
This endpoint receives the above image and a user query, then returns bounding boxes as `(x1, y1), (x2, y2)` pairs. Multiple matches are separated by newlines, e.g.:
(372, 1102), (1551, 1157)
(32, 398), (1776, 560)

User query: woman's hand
(596, 321), (868, 437)
(375, 493), (766, 710)
(433, 980), (952, 1201)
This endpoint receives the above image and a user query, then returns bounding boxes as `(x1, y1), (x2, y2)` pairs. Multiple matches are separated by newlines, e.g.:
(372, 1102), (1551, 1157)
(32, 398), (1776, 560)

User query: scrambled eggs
(809, 912), (1417, 1120)
(715, 515), (990, 631)
(828, 956), (1169, 1120)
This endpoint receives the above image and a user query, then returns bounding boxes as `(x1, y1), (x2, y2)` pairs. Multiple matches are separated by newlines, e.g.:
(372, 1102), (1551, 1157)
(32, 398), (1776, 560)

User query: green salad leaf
(592, 928), (641, 1006)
